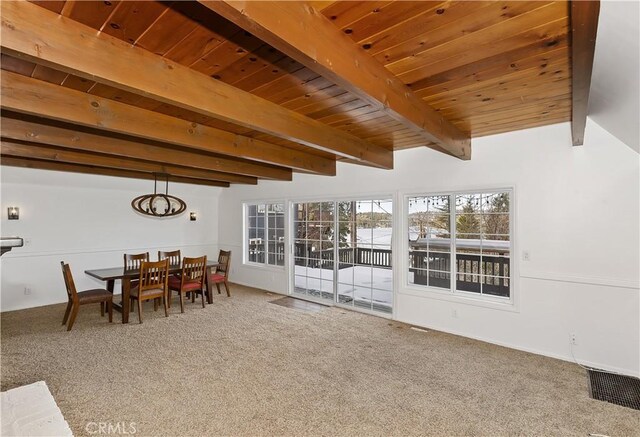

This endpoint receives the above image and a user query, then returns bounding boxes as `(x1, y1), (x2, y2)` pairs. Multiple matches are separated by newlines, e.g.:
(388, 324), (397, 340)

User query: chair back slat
(182, 256), (207, 285)
(125, 252), (149, 271)
(138, 259), (169, 292)
(60, 262), (77, 300)
(158, 250), (181, 267)
(217, 250), (231, 276)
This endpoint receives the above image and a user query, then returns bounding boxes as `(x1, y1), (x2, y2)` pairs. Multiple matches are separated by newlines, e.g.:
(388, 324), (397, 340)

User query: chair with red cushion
(168, 255), (207, 312)
(209, 250), (231, 298)
(159, 249), (183, 297)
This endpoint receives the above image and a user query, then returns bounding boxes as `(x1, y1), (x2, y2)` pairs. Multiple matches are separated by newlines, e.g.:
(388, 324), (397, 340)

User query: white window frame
(287, 193), (396, 318)
(404, 187), (516, 308)
(243, 201), (286, 269)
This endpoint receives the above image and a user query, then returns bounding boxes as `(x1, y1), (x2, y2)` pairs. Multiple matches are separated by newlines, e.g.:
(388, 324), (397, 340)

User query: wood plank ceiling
(0, 1), (586, 187)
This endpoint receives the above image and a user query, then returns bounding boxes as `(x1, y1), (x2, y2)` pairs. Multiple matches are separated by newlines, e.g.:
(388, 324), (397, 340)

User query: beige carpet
(2, 284), (638, 436)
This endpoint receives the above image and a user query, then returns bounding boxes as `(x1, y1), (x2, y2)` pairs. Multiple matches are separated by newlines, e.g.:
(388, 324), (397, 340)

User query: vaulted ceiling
(0, 1), (599, 187)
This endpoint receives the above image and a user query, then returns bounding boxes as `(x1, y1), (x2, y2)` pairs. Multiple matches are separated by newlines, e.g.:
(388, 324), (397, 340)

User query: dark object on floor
(269, 297), (327, 313)
(588, 368), (640, 410)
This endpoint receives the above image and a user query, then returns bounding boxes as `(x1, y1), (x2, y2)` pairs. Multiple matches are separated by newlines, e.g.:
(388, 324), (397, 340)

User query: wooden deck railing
(250, 241), (509, 297)
(293, 243), (391, 269)
(409, 250), (510, 297)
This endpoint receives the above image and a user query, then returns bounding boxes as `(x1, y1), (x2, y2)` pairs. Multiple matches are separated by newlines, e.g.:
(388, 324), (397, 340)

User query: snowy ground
(294, 265), (392, 314)
(294, 226), (393, 314)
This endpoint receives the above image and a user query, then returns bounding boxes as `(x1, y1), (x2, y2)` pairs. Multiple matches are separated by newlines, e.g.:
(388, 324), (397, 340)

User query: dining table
(85, 261), (220, 323)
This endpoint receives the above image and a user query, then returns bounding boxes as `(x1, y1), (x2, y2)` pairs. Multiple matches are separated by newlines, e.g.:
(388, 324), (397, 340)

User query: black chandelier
(131, 174), (186, 218)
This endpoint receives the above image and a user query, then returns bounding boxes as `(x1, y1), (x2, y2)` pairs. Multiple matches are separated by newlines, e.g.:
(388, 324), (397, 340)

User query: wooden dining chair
(168, 256), (207, 312)
(129, 259), (169, 324)
(124, 252), (149, 271)
(60, 262), (113, 331)
(124, 252), (150, 311)
(158, 250), (181, 267)
(207, 250), (232, 298)
(124, 252), (149, 288)
(158, 250), (182, 294)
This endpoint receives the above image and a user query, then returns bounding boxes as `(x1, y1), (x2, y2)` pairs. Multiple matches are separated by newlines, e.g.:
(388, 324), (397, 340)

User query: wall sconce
(190, 212), (197, 221)
(7, 207), (19, 220)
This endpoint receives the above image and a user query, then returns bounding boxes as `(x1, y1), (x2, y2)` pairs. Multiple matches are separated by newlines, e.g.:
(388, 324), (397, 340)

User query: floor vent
(587, 368), (640, 410)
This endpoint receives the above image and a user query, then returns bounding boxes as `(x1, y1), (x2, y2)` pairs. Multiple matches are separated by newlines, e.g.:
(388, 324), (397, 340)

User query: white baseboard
(230, 279), (288, 296)
(398, 318), (640, 378)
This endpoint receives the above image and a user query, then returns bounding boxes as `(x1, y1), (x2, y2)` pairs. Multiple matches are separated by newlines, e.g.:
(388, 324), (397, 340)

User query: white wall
(217, 119), (640, 376)
(589, 0), (640, 153)
(0, 167), (221, 311)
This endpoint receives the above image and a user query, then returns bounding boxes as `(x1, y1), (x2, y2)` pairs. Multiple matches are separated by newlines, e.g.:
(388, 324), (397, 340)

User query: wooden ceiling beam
(0, 70), (323, 177)
(1, 116), (259, 185)
(0, 71), (291, 181)
(200, 1), (471, 160)
(0, 1), (391, 168)
(0, 139), (235, 186)
(0, 156), (228, 187)
(570, 0), (600, 146)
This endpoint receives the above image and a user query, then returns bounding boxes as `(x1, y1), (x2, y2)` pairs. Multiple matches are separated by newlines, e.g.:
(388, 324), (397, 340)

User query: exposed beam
(0, 156), (228, 187)
(1, 73), (291, 181)
(570, 0), (600, 146)
(1, 116), (258, 185)
(1, 71), (295, 181)
(200, 1), (471, 160)
(0, 139), (240, 186)
(0, 1), (391, 168)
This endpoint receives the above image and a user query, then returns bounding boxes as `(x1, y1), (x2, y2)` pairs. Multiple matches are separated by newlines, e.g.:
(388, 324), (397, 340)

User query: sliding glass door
(337, 199), (393, 314)
(292, 198), (393, 314)
(292, 202), (335, 302)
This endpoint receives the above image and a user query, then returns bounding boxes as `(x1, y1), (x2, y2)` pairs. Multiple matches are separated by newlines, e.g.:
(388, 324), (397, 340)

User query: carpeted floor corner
(2, 284), (639, 436)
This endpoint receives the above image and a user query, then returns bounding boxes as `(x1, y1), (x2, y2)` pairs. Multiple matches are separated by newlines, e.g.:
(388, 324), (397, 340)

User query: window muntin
(408, 191), (511, 299)
(246, 202), (285, 267)
(408, 195), (451, 290)
(293, 199), (393, 314)
(335, 199), (393, 314)
(293, 202), (335, 301)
